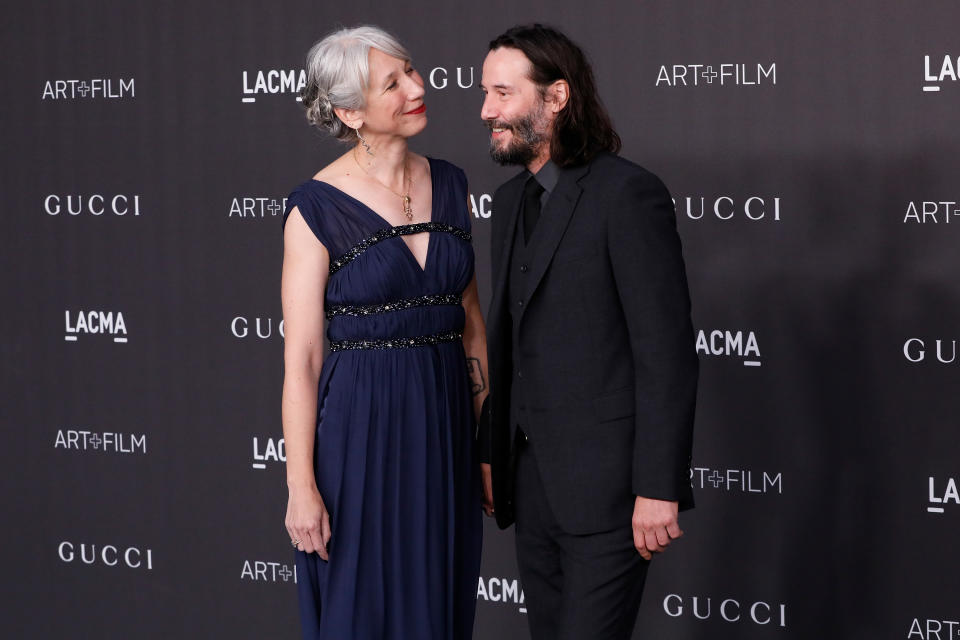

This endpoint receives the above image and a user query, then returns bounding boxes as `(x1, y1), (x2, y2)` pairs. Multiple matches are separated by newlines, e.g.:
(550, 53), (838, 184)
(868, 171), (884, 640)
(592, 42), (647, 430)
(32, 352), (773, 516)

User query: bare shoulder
(283, 204), (325, 254)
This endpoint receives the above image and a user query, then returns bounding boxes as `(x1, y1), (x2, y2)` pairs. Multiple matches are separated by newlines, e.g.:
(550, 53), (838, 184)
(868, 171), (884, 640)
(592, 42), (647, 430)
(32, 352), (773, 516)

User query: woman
(280, 26), (486, 640)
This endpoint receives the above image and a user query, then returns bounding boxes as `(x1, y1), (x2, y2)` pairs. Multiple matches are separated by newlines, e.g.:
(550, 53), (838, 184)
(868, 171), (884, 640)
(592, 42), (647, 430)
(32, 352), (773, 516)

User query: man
(477, 24), (699, 640)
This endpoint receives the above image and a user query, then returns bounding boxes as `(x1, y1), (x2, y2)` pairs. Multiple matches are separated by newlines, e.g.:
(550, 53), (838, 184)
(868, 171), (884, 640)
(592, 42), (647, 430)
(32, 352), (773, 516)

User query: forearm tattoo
(466, 358), (487, 396)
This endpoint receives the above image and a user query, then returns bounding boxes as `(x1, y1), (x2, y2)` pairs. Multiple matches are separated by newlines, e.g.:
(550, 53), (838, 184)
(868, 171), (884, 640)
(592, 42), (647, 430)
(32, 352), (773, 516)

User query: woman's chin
(402, 117), (428, 139)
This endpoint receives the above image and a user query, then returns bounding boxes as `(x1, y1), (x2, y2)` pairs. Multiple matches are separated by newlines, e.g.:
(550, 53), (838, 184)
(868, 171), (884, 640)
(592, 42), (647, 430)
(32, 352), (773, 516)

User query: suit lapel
(523, 162), (592, 304)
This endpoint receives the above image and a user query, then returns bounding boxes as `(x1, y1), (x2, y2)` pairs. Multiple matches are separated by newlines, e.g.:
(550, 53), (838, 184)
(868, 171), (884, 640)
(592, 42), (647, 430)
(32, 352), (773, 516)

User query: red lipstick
(404, 104), (427, 115)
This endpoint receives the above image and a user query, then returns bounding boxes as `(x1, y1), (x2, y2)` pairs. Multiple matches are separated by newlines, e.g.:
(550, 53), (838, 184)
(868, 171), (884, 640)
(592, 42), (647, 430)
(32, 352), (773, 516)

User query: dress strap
(328, 329), (463, 352)
(326, 293), (462, 319)
(330, 222), (471, 275)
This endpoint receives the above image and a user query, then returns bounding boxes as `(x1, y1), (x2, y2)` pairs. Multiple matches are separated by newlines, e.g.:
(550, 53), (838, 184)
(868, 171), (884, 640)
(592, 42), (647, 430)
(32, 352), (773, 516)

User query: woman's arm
(281, 206), (332, 559)
(461, 274), (489, 422)
(461, 273), (494, 516)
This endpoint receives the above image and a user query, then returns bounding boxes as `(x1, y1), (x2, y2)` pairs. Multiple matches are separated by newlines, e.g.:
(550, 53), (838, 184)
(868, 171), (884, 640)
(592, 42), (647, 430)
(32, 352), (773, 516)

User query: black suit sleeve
(476, 396), (492, 464)
(607, 172), (698, 504)
(478, 183), (512, 467)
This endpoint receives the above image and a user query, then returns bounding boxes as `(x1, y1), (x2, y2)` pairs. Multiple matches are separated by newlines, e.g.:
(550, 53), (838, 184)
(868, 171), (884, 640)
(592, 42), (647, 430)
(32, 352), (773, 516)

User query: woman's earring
(356, 126), (373, 156)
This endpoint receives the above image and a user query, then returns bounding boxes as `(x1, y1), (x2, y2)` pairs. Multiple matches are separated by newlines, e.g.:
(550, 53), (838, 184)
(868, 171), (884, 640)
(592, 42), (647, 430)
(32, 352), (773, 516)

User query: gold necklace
(353, 147), (413, 221)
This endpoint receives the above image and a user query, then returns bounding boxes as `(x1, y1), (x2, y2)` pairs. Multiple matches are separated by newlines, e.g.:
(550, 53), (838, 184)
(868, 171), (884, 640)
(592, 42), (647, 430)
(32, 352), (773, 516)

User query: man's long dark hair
(489, 24), (621, 167)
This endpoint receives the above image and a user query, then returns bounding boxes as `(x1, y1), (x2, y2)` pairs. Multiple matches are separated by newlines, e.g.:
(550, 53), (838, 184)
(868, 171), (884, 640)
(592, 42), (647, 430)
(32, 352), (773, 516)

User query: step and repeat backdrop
(2, 0), (958, 638)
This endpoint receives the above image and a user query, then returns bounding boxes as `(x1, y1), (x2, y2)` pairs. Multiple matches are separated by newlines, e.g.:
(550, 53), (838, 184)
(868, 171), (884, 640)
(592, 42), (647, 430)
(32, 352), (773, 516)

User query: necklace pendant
(402, 195), (413, 220)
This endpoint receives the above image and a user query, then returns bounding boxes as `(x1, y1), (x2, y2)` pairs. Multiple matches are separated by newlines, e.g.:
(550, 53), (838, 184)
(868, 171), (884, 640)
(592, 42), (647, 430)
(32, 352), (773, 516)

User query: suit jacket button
(517, 300), (524, 307)
(520, 264), (528, 273)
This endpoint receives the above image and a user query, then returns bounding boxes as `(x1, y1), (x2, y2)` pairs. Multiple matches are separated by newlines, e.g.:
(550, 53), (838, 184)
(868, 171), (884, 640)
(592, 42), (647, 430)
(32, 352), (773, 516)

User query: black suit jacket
(479, 152), (698, 534)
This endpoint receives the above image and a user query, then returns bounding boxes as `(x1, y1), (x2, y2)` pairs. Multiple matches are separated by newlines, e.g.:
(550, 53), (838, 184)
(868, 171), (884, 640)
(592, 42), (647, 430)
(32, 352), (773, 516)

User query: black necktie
(522, 177), (545, 244)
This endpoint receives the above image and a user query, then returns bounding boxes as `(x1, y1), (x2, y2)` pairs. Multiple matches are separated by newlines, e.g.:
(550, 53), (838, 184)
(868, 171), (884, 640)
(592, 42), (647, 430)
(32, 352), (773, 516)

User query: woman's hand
(481, 463), (495, 517)
(286, 485), (332, 561)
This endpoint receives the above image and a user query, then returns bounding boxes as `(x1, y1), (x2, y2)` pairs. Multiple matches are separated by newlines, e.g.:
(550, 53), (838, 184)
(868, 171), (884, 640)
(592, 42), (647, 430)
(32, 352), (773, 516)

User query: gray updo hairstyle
(301, 25), (411, 142)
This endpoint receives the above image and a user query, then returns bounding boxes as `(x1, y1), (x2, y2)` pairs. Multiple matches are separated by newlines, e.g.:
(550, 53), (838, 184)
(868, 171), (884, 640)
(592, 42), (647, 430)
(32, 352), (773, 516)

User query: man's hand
(632, 496), (682, 560)
(481, 463), (494, 516)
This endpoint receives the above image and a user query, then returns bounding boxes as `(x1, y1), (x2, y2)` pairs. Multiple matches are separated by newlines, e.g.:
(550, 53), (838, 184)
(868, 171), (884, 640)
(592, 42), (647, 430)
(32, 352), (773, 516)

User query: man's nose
(480, 96), (497, 122)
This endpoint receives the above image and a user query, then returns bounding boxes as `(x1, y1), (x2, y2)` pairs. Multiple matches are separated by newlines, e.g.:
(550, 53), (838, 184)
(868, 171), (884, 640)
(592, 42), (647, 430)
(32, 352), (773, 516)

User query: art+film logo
(477, 575), (526, 614)
(655, 63), (776, 87)
(241, 68), (305, 103)
(695, 329), (762, 367)
(241, 559), (298, 584)
(65, 310), (128, 343)
(45, 194), (141, 217)
(229, 196), (287, 219)
(691, 465), (782, 495)
(58, 541), (153, 570)
(42, 78), (135, 100)
(251, 435), (285, 470)
(225, 187), (489, 222)
(662, 594), (787, 628)
(923, 54), (960, 92)
(908, 617), (960, 639)
(675, 195), (781, 222)
(55, 428), (147, 454)
(231, 316), (284, 340)
(903, 200), (960, 224)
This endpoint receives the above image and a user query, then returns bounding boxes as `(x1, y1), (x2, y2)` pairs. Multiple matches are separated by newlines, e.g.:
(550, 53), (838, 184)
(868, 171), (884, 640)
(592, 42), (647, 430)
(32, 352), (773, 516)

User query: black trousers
(514, 436), (649, 640)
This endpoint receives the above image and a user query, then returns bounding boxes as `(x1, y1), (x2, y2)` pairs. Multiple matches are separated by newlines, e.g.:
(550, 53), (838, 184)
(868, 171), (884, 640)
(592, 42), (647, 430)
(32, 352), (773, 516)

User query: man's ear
(334, 106), (363, 131)
(546, 80), (570, 114)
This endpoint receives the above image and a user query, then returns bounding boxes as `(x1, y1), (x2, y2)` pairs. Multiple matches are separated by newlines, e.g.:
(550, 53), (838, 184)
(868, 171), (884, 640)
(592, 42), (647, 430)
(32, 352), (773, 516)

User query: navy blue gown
(282, 158), (482, 640)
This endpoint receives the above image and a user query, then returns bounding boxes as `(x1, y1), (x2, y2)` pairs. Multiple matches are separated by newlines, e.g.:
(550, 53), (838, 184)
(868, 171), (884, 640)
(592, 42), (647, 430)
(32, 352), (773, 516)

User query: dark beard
(487, 108), (548, 166)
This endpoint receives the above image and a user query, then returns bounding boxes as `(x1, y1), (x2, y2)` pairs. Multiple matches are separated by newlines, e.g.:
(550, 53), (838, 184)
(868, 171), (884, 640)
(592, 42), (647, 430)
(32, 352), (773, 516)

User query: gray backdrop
(3, 1), (958, 638)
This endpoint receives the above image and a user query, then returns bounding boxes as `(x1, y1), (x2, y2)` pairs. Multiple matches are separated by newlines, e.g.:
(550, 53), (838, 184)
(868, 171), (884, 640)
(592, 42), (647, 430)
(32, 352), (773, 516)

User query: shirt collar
(529, 160), (560, 194)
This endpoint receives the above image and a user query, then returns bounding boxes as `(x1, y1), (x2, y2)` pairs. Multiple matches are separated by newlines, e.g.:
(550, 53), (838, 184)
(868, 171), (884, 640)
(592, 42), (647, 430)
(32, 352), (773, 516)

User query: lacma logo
(470, 193), (492, 219)
(65, 311), (127, 343)
(252, 436), (285, 469)
(242, 69), (305, 103)
(928, 476), (959, 514)
(477, 576), (526, 614)
(923, 55), (960, 92)
(695, 330), (761, 366)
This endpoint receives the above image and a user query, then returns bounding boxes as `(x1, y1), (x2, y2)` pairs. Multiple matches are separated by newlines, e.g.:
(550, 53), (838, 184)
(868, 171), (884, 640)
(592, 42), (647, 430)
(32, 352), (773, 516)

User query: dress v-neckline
(312, 157), (437, 273)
